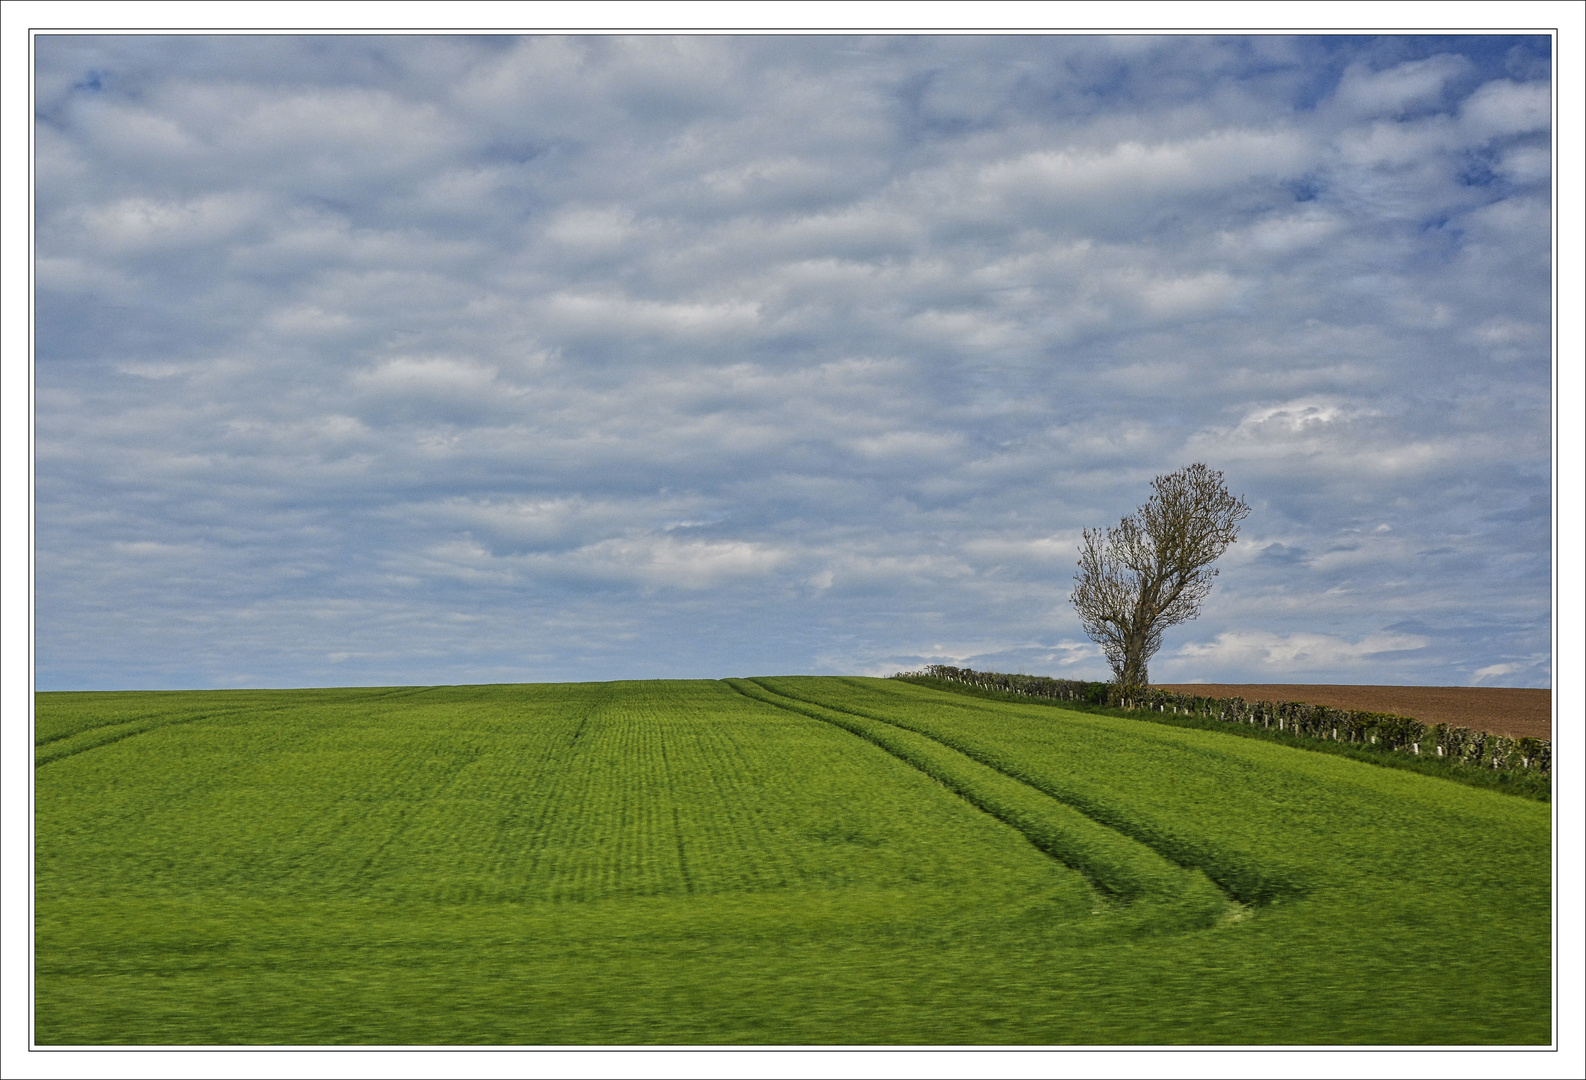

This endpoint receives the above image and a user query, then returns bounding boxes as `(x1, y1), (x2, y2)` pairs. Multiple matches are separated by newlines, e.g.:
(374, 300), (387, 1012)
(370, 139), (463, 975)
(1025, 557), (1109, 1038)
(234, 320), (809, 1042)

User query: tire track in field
(35, 687), (442, 766)
(834, 677), (1310, 905)
(725, 679), (1230, 922)
(33, 705), (297, 768)
(766, 677), (1300, 908)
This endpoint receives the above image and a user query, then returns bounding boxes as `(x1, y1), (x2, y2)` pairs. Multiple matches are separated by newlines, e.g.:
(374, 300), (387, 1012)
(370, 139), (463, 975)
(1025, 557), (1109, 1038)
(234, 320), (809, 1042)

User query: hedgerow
(893, 665), (1550, 776)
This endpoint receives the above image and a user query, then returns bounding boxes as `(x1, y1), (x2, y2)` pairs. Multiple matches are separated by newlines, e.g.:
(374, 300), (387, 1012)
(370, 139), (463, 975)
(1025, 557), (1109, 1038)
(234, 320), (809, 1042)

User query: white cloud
(848, 430), (964, 461)
(1134, 270), (1242, 317)
(542, 206), (640, 252)
(75, 192), (265, 253)
(31, 36), (1552, 690)
(962, 534), (1085, 566)
(1331, 55), (1471, 118)
(1459, 78), (1551, 140)
(353, 356), (501, 398)
(71, 97), (199, 160)
(1495, 144), (1551, 184)
(1175, 631), (1430, 673)
(981, 127), (1314, 205)
(565, 535), (791, 590)
(267, 304), (357, 337)
(1222, 208), (1343, 254)
(542, 291), (762, 339)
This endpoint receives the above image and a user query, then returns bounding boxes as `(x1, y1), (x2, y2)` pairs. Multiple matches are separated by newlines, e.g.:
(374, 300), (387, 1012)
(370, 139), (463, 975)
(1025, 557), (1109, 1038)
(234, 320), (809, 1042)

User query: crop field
(35, 677), (1551, 1045)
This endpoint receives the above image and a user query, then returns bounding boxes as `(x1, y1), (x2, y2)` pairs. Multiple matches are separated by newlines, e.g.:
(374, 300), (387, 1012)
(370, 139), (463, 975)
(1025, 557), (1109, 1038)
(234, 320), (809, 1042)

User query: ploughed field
(35, 677), (1550, 1045)
(1153, 683), (1551, 740)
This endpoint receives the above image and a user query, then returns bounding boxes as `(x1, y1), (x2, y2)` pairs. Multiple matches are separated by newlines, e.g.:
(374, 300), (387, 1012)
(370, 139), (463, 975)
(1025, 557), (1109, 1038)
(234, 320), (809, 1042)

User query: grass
(34, 678), (1551, 1045)
(893, 674), (1553, 802)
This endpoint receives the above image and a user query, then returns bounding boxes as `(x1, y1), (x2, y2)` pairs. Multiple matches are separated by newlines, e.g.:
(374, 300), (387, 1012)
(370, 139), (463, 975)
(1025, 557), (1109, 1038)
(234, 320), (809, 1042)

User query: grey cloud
(34, 35), (1552, 691)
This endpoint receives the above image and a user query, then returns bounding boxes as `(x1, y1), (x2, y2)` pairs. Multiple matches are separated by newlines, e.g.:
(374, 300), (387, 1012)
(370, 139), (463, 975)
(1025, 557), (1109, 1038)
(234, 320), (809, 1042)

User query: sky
(31, 33), (1556, 691)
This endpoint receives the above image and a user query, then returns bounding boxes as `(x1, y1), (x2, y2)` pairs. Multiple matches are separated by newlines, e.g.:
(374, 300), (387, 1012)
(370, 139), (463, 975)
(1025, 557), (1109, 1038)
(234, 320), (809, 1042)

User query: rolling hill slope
(34, 678), (1551, 1045)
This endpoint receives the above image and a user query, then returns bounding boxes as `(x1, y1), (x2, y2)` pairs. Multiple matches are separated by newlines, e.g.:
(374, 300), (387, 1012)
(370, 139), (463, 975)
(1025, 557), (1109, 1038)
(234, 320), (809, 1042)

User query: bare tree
(1072, 464), (1250, 688)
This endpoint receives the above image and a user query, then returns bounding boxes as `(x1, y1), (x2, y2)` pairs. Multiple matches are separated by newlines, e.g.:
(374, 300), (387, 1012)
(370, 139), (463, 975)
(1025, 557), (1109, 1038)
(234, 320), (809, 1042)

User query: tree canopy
(1072, 463), (1249, 687)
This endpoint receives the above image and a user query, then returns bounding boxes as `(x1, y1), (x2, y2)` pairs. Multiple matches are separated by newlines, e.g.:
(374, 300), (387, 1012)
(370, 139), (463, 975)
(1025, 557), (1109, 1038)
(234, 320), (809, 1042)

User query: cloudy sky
(32, 34), (1554, 691)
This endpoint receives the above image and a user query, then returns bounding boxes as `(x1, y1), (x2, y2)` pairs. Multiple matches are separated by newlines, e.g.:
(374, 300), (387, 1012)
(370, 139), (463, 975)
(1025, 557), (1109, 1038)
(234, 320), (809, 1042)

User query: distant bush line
(891, 666), (1550, 788)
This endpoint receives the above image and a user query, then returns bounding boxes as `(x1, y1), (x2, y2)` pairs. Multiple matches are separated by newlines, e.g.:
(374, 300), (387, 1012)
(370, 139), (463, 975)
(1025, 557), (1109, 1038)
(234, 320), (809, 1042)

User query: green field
(34, 677), (1551, 1045)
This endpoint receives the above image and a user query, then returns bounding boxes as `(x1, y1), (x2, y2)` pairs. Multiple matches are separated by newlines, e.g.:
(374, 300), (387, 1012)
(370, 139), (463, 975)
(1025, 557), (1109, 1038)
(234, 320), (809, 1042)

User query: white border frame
(4, 5), (1581, 1079)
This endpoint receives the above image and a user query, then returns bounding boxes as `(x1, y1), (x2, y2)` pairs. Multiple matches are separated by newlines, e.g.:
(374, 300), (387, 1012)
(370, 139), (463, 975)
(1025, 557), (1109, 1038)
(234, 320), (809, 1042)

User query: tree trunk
(1120, 624), (1150, 687)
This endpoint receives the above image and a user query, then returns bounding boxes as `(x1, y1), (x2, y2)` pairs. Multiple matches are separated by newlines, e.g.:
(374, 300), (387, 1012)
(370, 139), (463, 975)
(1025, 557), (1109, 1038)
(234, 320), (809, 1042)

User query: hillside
(34, 678), (1551, 1045)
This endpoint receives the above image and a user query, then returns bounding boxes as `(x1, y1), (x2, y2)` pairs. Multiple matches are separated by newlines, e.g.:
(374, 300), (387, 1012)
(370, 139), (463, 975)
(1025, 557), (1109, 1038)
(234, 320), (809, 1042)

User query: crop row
(34, 678), (1554, 1045)
(772, 674), (1551, 908)
(731, 677), (1229, 921)
(35, 680), (1082, 909)
(775, 676), (1313, 905)
(893, 665), (1550, 774)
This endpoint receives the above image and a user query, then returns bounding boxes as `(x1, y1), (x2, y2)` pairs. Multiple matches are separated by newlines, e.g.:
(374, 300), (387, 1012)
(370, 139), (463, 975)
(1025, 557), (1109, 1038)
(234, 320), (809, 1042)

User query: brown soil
(1152, 684), (1551, 741)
